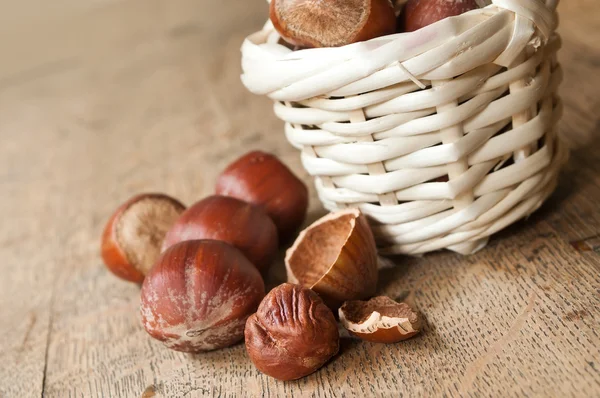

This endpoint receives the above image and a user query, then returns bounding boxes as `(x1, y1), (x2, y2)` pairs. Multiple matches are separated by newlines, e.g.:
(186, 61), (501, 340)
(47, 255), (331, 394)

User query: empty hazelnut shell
(270, 0), (397, 48)
(245, 283), (339, 381)
(339, 296), (421, 343)
(403, 0), (480, 32)
(285, 208), (378, 309)
(101, 193), (186, 283)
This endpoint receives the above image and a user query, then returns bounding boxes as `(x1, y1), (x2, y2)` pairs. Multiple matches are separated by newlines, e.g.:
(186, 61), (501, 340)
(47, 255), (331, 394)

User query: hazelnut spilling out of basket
(216, 150), (308, 242)
(402, 0), (481, 32)
(101, 151), (306, 284)
(339, 296), (421, 343)
(162, 195), (278, 274)
(285, 208), (379, 309)
(100, 150), (425, 380)
(270, 0), (397, 48)
(100, 151), (310, 346)
(140, 240), (265, 352)
(245, 283), (339, 381)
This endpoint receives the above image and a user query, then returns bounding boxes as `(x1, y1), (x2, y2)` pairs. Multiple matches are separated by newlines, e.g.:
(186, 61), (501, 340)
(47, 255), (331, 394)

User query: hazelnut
(216, 151), (308, 241)
(339, 296), (421, 343)
(270, 0), (397, 48)
(162, 195), (278, 273)
(140, 240), (265, 352)
(245, 283), (339, 381)
(402, 0), (480, 32)
(101, 193), (185, 283)
(285, 208), (378, 309)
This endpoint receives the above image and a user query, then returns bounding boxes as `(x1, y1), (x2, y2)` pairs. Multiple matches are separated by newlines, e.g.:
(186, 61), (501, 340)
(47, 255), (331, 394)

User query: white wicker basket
(241, 0), (567, 255)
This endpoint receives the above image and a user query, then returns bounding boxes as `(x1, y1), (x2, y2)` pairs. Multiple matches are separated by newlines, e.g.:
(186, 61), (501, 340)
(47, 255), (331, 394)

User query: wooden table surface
(1, 0), (599, 397)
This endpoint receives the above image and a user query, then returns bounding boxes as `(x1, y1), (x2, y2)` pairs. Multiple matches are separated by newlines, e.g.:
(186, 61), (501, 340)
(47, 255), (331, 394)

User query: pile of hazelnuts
(101, 151), (421, 381)
(270, 0), (488, 49)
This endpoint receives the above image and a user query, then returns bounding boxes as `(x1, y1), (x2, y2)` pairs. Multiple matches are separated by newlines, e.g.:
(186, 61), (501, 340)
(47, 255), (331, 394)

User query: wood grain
(1, 0), (599, 396)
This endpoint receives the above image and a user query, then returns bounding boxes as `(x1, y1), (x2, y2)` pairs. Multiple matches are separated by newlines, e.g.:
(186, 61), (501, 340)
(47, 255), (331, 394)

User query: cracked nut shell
(339, 296), (421, 343)
(285, 208), (378, 309)
(141, 240), (265, 352)
(245, 283), (339, 381)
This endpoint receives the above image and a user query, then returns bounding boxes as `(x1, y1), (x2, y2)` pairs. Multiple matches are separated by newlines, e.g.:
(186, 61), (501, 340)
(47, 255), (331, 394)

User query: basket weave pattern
(241, 0), (567, 255)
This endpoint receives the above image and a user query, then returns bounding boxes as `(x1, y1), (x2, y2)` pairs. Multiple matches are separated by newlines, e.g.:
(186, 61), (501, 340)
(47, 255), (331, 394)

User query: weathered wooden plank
(0, 0), (599, 396)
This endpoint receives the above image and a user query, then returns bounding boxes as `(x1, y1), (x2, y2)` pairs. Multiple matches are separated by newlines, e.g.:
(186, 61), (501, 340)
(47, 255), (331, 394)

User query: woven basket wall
(241, 0), (567, 255)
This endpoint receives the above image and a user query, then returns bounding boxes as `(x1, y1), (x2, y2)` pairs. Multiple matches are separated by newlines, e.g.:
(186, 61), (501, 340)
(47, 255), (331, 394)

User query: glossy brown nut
(101, 193), (185, 283)
(402, 0), (480, 32)
(140, 240), (265, 352)
(285, 208), (378, 309)
(162, 195), (278, 273)
(270, 0), (397, 48)
(245, 283), (339, 381)
(339, 296), (421, 343)
(216, 151), (308, 241)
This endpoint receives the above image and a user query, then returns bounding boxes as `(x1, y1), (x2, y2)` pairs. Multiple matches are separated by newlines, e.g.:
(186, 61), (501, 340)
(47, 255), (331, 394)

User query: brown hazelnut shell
(270, 0), (397, 48)
(402, 0), (480, 32)
(245, 283), (339, 381)
(339, 296), (421, 343)
(140, 240), (265, 352)
(216, 151), (308, 242)
(162, 195), (278, 273)
(285, 208), (378, 309)
(101, 193), (185, 283)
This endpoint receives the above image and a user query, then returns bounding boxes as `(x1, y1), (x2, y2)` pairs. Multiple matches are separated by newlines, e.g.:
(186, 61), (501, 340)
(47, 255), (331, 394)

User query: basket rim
(241, 1), (558, 102)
